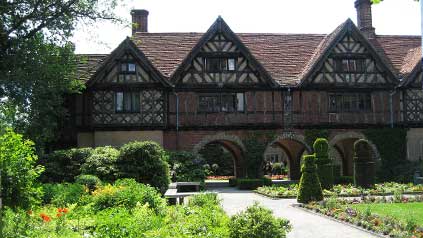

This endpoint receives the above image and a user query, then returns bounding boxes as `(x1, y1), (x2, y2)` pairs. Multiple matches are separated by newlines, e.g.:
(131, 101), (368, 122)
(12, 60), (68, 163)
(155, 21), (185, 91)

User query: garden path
(210, 187), (378, 238)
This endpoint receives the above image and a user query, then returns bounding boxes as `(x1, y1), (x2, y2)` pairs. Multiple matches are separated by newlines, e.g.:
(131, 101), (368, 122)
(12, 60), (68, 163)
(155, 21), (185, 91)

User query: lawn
(351, 202), (423, 226)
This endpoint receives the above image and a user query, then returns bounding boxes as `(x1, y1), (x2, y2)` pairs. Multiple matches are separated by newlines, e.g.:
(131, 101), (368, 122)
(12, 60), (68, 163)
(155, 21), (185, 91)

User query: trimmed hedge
(297, 154), (323, 203)
(75, 174), (102, 192)
(117, 141), (170, 193)
(237, 178), (272, 190)
(39, 147), (93, 183)
(314, 138), (333, 189)
(353, 139), (375, 188)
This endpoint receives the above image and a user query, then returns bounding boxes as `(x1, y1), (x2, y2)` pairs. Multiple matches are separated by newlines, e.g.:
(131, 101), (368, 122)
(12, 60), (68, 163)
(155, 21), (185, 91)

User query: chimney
(131, 9), (149, 34)
(355, 0), (375, 39)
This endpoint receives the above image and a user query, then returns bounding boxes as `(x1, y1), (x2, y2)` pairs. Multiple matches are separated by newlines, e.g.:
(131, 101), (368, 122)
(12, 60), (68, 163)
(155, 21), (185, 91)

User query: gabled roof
(87, 38), (172, 87)
(167, 17), (277, 87)
(78, 20), (421, 87)
(399, 48), (422, 88)
(299, 19), (398, 87)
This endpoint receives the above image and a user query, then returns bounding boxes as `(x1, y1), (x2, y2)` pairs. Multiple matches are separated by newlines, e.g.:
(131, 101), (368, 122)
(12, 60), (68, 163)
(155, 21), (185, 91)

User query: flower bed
(256, 182), (423, 198)
(299, 196), (423, 238)
(206, 175), (235, 180)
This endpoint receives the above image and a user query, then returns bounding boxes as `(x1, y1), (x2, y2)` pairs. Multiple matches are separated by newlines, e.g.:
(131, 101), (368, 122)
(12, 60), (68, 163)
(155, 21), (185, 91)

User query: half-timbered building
(68, 1), (423, 179)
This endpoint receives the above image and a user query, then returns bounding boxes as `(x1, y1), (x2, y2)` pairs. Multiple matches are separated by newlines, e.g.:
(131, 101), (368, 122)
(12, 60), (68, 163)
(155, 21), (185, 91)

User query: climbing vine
(363, 128), (409, 182)
(242, 131), (277, 178)
(304, 129), (329, 151)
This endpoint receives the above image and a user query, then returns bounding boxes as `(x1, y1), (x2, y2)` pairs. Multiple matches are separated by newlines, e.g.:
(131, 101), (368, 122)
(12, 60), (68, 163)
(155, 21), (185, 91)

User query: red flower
(56, 213), (63, 218)
(40, 213), (51, 222)
(57, 207), (69, 214)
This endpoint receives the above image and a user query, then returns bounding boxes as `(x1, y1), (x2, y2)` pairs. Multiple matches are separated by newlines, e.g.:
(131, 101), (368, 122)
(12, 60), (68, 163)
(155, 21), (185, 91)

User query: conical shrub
(297, 154), (323, 203)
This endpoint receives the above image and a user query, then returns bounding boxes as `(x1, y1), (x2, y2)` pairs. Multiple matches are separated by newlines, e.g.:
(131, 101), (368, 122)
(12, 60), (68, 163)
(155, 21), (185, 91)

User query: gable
(172, 17), (276, 88)
(88, 38), (170, 88)
(301, 20), (397, 88)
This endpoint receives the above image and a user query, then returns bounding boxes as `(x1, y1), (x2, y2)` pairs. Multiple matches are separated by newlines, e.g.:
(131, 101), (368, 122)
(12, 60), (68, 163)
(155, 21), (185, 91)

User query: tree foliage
(0, 0), (122, 150)
(0, 128), (44, 208)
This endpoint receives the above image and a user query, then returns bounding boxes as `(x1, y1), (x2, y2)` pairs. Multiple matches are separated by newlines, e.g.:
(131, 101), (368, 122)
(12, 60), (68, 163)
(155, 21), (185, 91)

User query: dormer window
(120, 62), (136, 73)
(335, 59), (365, 73)
(204, 58), (236, 72)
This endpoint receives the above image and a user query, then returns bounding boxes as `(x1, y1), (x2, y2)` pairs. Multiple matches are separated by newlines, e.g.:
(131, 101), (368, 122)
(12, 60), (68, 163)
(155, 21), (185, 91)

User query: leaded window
(115, 91), (140, 113)
(335, 59), (365, 73)
(204, 58), (236, 72)
(328, 93), (371, 112)
(198, 93), (244, 112)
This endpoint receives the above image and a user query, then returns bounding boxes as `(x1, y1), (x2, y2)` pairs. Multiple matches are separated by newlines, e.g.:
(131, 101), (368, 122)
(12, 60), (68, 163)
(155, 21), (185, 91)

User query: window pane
(205, 58), (221, 72)
(228, 58), (236, 71)
(132, 92), (140, 112)
(237, 93), (244, 112)
(128, 63), (136, 72)
(342, 60), (349, 72)
(329, 95), (337, 111)
(124, 92), (131, 112)
(116, 92), (124, 112)
(121, 63), (127, 72)
(221, 95), (235, 112)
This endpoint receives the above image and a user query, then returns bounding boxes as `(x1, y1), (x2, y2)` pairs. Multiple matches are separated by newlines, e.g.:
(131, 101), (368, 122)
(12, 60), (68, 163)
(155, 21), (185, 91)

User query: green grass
(351, 202), (423, 226)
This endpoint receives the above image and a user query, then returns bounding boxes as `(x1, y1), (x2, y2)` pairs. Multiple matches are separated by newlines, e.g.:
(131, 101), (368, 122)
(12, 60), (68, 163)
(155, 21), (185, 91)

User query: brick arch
(266, 132), (312, 180)
(329, 131), (381, 176)
(329, 131), (380, 161)
(193, 133), (246, 178)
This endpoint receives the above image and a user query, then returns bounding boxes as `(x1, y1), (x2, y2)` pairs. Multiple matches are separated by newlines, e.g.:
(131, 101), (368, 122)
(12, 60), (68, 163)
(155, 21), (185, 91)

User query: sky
(72, 0), (421, 54)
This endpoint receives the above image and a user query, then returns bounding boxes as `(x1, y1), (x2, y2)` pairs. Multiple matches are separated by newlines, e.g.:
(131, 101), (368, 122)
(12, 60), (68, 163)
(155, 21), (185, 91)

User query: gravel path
(209, 187), (378, 238)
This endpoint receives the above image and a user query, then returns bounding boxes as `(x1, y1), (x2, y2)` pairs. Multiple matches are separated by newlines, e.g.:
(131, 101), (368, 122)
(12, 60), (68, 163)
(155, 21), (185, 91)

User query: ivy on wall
(243, 132), (276, 179)
(363, 128), (410, 182)
(304, 129), (329, 151)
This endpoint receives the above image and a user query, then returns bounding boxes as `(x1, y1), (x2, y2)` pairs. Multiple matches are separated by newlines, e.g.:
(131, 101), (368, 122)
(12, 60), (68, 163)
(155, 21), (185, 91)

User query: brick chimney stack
(131, 9), (149, 35)
(355, 0), (376, 39)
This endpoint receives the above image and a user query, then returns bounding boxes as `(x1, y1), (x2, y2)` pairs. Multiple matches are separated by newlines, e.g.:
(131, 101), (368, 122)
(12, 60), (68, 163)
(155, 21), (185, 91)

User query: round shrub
(297, 154), (323, 203)
(81, 146), (119, 182)
(75, 174), (102, 192)
(117, 141), (170, 193)
(91, 178), (166, 214)
(229, 202), (291, 238)
(42, 183), (88, 206)
(39, 147), (93, 183)
(168, 151), (207, 183)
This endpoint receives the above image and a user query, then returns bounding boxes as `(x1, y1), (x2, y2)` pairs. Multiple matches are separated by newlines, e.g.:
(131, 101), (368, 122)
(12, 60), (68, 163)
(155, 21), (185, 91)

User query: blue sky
(72, 0), (421, 54)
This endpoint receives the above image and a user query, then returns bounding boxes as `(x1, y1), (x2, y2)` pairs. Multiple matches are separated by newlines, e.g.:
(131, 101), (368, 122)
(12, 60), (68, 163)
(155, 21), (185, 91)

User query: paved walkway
(208, 187), (378, 238)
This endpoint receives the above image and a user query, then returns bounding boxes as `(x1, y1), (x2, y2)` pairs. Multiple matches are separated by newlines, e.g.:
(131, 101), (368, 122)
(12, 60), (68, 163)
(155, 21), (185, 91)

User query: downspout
(390, 88), (397, 129)
(173, 91), (179, 150)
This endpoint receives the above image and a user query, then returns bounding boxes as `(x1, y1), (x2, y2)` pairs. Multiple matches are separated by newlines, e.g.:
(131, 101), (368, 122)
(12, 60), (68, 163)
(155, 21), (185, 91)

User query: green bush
(42, 183), (88, 206)
(297, 154), (323, 203)
(272, 163), (283, 175)
(229, 177), (238, 187)
(334, 176), (354, 185)
(92, 178), (166, 214)
(188, 193), (219, 207)
(237, 177), (272, 190)
(199, 143), (234, 176)
(314, 138), (333, 189)
(0, 129), (43, 208)
(117, 141), (170, 193)
(75, 174), (102, 192)
(39, 147), (93, 183)
(168, 151), (206, 183)
(353, 139), (375, 188)
(81, 146), (119, 182)
(229, 202), (291, 238)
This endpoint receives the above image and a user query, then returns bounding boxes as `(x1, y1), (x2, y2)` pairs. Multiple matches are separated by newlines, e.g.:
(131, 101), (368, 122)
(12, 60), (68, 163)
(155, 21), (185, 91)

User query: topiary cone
(297, 154), (323, 204)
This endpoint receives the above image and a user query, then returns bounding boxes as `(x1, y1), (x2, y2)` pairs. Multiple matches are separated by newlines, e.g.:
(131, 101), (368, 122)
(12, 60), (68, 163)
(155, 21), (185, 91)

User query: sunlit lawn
(351, 202), (423, 226)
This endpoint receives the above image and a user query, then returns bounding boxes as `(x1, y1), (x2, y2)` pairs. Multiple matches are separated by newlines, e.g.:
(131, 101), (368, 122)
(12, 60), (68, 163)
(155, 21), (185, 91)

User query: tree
(0, 0), (122, 150)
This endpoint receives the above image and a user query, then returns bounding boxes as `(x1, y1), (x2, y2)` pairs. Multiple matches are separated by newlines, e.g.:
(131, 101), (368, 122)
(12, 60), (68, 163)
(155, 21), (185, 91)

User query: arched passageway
(193, 134), (246, 178)
(266, 132), (312, 180)
(329, 131), (380, 176)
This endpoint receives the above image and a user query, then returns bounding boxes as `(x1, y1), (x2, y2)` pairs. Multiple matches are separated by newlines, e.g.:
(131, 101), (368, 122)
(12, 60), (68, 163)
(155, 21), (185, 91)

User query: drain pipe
(173, 91), (180, 149)
(389, 89), (396, 128)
